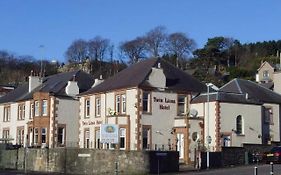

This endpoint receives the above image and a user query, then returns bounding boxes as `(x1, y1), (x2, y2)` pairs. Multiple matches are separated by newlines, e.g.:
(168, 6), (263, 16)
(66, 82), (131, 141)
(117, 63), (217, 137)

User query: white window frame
(116, 95), (121, 114)
(85, 98), (90, 118)
(177, 95), (187, 115)
(41, 128), (47, 144)
(122, 94), (126, 114)
(17, 128), (24, 145)
(30, 103), (34, 119)
(3, 106), (10, 122)
(34, 128), (39, 145)
(142, 92), (151, 113)
(119, 128), (126, 150)
(84, 129), (90, 148)
(95, 97), (101, 117)
(42, 100), (48, 116)
(34, 101), (39, 116)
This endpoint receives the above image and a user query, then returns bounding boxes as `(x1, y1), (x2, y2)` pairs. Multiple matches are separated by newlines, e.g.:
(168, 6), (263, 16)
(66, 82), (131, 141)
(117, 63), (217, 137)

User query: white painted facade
(191, 100), (280, 150)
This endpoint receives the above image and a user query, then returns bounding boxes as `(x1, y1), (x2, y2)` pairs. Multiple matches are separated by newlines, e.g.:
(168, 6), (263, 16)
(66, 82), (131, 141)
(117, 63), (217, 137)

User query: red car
(265, 146), (281, 163)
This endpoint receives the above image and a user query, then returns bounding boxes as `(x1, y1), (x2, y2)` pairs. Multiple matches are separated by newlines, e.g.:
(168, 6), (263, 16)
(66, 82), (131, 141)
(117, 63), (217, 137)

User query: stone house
(78, 58), (206, 164)
(0, 70), (94, 148)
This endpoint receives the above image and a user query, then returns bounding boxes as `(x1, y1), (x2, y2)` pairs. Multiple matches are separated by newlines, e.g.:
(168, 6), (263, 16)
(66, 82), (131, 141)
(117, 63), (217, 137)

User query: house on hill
(78, 58), (206, 164)
(0, 70), (94, 148)
(191, 78), (281, 151)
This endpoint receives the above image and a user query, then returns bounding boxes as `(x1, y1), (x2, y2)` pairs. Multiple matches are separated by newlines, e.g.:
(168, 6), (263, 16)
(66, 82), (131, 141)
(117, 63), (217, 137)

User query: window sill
(142, 112), (152, 115)
(236, 134), (245, 136)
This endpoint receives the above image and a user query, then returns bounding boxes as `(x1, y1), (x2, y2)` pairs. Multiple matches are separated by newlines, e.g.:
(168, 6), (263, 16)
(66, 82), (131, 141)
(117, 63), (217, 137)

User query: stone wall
(0, 148), (178, 175)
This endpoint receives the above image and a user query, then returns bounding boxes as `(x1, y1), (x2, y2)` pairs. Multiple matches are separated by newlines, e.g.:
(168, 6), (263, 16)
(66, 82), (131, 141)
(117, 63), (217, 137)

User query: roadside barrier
(253, 162), (274, 175)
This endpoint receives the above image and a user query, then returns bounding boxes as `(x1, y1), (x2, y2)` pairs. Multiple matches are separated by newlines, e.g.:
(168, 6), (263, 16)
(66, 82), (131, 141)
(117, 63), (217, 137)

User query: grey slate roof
(192, 78), (281, 104)
(81, 58), (207, 95)
(0, 70), (94, 104)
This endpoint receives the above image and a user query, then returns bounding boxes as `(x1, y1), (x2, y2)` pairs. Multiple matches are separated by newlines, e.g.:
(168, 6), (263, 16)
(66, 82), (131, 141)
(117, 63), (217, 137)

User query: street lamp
(206, 83), (212, 169)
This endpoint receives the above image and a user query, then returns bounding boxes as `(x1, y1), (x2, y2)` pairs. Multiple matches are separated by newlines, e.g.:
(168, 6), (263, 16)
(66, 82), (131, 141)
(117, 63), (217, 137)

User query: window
(57, 127), (65, 146)
(95, 129), (100, 149)
(17, 127), (24, 146)
(18, 104), (25, 120)
(263, 70), (269, 78)
(85, 98), (90, 118)
(30, 103), (34, 119)
(41, 128), (47, 143)
(120, 128), (126, 150)
(95, 97), (101, 117)
(142, 92), (151, 113)
(3, 106), (10, 122)
(264, 107), (274, 125)
(122, 95), (126, 114)
(142, 127), (151, 150)
(115, 94), (126, 115)
(84, 129), (90, 148)
(34, 101), (39, 116)
(236, 115), (243, 134)
(116, 95), (121, 113)
(178, 95), (187, 115)
(42, 100), (47, 116)
(2, 129), (10, 143)
(34, 128), (39, 145)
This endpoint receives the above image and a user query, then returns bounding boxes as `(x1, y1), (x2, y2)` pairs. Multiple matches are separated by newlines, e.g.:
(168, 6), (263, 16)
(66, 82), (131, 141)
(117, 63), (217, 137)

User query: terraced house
(0, 70), (94, 148)
(78, 58), (206, 164)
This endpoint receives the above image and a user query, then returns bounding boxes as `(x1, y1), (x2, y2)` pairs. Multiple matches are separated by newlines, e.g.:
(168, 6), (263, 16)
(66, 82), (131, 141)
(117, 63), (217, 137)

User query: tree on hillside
(88, 36), (110, 62)
(144, 26), (167, 57)
(119, 37), (147, 64)
(65, 39), (88, 64)
(166, 32), (196, 68)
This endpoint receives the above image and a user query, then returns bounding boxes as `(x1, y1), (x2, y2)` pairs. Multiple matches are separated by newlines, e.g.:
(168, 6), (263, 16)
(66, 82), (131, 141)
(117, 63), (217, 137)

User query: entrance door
(177, 133), (184, 159)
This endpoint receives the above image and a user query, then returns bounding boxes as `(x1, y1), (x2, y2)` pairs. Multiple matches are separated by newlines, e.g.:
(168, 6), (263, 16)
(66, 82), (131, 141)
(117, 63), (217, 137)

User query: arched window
(236, 115), (243, 134)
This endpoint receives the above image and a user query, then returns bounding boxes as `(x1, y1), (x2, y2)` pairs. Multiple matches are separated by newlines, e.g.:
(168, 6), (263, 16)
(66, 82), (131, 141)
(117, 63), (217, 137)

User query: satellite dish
(190, 109), (198, 118)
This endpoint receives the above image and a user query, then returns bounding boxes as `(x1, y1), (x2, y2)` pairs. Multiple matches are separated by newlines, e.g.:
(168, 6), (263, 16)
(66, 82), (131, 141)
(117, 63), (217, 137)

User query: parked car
(264, 146), (281, 163)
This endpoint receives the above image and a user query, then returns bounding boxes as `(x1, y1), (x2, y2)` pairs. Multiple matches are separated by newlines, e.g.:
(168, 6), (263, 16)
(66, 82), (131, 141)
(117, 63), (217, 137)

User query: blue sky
(0, 0), (281, 63)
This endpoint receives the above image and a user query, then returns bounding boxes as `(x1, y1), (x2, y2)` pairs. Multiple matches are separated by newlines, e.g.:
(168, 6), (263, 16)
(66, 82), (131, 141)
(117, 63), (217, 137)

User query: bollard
(115, 161), (118, 175)
(270, 162), (274, 175)
(254, 166), (258, 175)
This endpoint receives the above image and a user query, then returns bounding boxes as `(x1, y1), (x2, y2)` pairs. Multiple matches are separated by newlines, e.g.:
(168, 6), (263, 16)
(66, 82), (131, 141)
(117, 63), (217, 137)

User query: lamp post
(206, 83), (211, 169)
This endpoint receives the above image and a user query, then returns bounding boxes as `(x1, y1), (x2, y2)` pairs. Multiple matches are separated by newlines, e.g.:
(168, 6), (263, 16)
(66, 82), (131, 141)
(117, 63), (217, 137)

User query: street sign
(100, 124), (119, 144)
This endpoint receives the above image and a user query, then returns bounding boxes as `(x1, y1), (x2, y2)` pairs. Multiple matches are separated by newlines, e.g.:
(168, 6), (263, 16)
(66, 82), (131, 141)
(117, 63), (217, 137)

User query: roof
(191, 91), (262, 105)
(257, 61), (275, 72)
(192, 78), (281, 104)
(220, 78), (281, 104)
(81, 58), (206, 95)
(0, 70), (94, 104)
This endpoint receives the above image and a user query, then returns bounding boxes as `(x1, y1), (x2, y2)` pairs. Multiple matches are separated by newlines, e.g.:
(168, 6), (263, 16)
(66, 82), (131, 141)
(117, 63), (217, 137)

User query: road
(177, 164), (281, 175)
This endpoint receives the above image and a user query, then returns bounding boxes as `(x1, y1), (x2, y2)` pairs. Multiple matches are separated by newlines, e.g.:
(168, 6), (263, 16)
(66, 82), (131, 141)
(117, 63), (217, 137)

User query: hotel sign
(153, 97), (175, 110)
(100, 124), (119, 144)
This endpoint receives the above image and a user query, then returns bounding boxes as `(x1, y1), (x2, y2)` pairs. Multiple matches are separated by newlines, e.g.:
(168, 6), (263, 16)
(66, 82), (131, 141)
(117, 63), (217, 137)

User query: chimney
(245, 93), (249, 100)
(65, 75), (79, 97)
(28, 71), (41, 92)
(148, 64), (166, 90)
(92, 75), (104, 87)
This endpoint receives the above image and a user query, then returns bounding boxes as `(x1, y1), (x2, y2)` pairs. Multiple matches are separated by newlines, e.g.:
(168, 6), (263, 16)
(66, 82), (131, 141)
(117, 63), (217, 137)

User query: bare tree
(88, 36), (110, 62)
(119, 37), (147, 64)
(144, 26), (167, 57)
(166, 32), (196, 67)
(65, 39), (88, 64)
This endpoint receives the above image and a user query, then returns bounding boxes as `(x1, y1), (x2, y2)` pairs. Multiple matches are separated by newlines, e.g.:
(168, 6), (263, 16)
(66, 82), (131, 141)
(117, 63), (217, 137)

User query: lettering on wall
(82, 120), (102, 126)
(153, 97), (175, 110)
